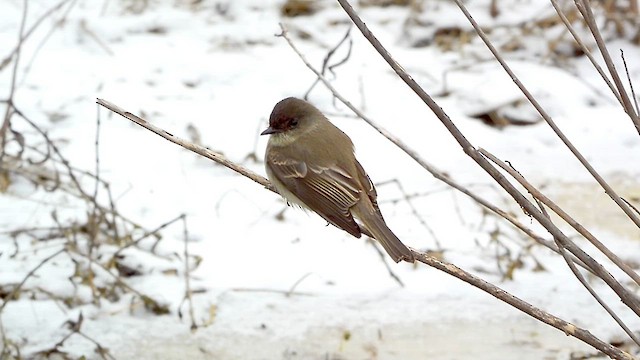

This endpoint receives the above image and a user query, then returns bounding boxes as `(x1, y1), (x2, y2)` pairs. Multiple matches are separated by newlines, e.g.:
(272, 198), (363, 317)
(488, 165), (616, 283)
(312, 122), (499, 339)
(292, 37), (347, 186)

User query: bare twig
(47, 313), (117, 360)
(304, 26), (353, 99)
(574, 0), (640, 134)
(449, 0), (640, 230)
(286, 272), (314, 297)
(480, 148), (640, 287)
(549, 0), (623, 107)
(14, 107), (101, 208)
(623, 198), (640, 217)
(95, 98), (273, 192)
(0, 0), (73, 72)
(620, 50), (639, 115)
(79, 19), (114, 56)
(110, 213), (184, 261)
(481, 148), (640, 346)
(414, 0), (640, 310)
(376, 178), (442, 249)
(93, 102), (102, 207)
(368, 239), (405, 287)
(230, 287), (313, 296)
(180, 214), (197, 331)
(70, 247), (168, 314)
(0, 247), (66, 312)
(0, 0), (28, 165)
(21, 0), (78, 82)
(411, 250), (634, 360)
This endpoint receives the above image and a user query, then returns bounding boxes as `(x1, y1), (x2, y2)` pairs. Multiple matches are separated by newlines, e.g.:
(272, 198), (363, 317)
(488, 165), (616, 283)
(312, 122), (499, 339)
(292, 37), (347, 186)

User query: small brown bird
(261, 97), (414, 263)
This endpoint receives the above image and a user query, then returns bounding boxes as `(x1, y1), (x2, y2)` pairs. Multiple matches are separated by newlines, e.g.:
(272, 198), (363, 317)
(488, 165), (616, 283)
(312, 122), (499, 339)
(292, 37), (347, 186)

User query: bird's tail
(354, 202), (414, 263)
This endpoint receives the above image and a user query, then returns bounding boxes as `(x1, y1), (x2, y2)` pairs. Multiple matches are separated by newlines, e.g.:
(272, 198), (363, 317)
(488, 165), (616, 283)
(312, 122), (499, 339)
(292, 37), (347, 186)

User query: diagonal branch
(95, 98), (274, 192)
(449, 0), (640, 229)
(412, 251), (634, 360)
(574, 0), (640, 134)
(276, 24), (594, 273)
(549, 0), (623, 107)
(96, 98), (633, 360)
(480, 148), (640, 346)
(336, 0), (640, 333)
(479, 148), (640, 287)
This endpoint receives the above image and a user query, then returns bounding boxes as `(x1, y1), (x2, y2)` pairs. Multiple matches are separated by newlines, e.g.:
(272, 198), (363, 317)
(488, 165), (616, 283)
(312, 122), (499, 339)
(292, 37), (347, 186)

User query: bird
(261, 97), (414, 263)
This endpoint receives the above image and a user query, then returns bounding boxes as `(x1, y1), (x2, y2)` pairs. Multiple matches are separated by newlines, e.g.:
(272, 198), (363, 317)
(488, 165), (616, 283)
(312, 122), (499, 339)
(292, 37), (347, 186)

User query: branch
(96, 98), (633, 360)
(574, 0), (640, 134)
(549, 0), (623, 107)
(480, 148), (640, 346)
(335, 0), (640, 317)
(0, 247), (66, 312)
(0, 0), (28, 164)
(95, 98), (274, 192)
(480, 148), (640, 287)
(412, 251), (634, 360)
(334, 0), (639, 356)
(276, 24), (564, 263)
(449, 0), (640, 229)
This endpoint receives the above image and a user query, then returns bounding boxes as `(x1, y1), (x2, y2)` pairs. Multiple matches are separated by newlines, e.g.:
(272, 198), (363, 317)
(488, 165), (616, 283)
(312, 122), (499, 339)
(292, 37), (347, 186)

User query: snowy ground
(1, 0), (639, 359)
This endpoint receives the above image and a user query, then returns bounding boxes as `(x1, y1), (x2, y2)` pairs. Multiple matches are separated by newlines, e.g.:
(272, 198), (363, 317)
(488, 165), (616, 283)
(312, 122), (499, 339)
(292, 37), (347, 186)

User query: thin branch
(376, 178), (442, 249)
(368, 239), (405, 287)
(556, 234), (640, 348)
(480, 148), (640, 287)
(20, 0), (78, 84)
(0, 0), (28, 164)
(416, 0), (640, 316)
(549, 0), (623, 106)
(623, 197), (640, 217)
(304, 26), (353, 99)
(93, 100), (102, 205)
(411, 250), (634, 360)
(336, 0), (640, 328)
(481, 148), (640, 346)
(110, 213), (184, 260)
(14, 107), (100, 207)
(574, 0), (640, 134)
(181, 214), (197, 331)
(286, 272), (314, 297)
(50, 313), (116, 360)
(95, 98), (273, 192)
(620, 50), (639, 115)
(0, 247), (66, 312)
(450, 0), (640, 230)
(3, 140), (143, 242)
(0, 0), (73, 72)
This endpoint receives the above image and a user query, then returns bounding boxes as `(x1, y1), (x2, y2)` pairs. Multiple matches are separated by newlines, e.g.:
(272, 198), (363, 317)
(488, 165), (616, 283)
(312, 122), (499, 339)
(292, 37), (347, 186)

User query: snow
(1, 0), (639, 359)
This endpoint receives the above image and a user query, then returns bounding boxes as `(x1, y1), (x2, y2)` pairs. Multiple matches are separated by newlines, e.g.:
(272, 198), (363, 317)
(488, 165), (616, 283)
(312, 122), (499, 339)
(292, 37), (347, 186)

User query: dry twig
(574, 0), (640, 134)
(480, 148), (640, 346)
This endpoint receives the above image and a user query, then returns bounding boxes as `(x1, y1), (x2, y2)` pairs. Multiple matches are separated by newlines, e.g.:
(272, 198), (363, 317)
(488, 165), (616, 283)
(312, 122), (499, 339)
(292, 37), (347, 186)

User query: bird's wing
(354, 159), (384, 218)
(267, 154), (362, 237)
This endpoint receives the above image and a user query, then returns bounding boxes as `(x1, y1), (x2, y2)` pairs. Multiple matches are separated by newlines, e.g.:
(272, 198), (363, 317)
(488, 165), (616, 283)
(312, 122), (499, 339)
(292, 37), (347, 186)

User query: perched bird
(261, 97), (414, 263)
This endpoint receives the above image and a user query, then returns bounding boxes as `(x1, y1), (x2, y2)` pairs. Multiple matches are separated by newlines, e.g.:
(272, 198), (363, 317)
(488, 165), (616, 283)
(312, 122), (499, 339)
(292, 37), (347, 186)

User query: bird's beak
(261, 127), (281, 135)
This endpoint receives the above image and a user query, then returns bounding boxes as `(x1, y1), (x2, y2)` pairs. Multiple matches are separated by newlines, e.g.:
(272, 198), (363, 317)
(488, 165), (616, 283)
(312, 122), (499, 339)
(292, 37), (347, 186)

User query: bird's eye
(290, 118), (299, 127)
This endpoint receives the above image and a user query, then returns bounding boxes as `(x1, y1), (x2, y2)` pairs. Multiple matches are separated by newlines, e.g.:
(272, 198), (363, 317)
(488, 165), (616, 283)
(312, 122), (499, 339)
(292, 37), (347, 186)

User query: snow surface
(1, 0), (639, 359)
